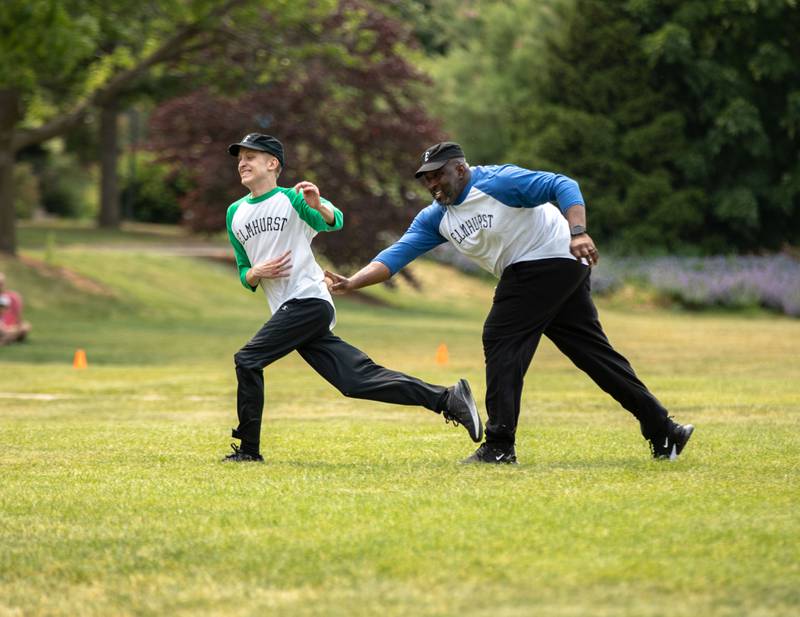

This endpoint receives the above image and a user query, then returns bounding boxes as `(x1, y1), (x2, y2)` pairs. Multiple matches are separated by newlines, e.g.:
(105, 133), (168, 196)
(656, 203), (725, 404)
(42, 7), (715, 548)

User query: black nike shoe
(461, 442), (518, 465)
(650, 423), (695, 460)
(221, 443), (264, 463)
(442, 379), (483, 443)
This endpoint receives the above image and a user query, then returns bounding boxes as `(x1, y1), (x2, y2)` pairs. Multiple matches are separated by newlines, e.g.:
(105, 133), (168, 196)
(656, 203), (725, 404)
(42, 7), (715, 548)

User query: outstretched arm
(324, 203), (446, 294)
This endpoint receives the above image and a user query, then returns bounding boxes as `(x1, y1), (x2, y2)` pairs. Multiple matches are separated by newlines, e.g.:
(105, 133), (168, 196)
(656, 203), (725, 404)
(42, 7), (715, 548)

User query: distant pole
(125, 107), (139, 221)
(99, 101), (121, 228)
(0, 88), (21, 255)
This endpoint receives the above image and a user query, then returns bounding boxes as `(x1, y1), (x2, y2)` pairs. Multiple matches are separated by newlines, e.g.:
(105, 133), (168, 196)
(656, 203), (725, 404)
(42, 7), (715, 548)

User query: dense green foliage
(427, 0), (800, 254)
(0, 0), (340, 253)
(517, 0), (707, 253)
(4, 1), (798, 259)
(0, 0), (97, 97)
(120, 154), (188, 224)
(631, 0), (800, 252)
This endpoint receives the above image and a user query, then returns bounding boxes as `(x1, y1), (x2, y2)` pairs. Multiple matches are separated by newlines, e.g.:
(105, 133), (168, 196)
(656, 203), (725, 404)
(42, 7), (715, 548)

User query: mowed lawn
(1, 230), (799, 616)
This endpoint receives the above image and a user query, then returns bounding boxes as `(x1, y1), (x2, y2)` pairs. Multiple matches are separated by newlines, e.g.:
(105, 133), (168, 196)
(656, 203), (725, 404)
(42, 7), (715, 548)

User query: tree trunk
(0, 89), (22, 255)
(98, 102), (121, 229)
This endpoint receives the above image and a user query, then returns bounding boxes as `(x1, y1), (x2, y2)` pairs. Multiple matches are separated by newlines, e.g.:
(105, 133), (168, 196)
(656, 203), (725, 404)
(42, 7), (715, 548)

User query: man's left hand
(570, 233), (599, 266)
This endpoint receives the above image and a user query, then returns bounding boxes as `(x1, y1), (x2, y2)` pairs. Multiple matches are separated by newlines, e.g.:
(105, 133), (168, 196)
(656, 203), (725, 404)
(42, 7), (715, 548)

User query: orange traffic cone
(73, 348), (88, 369)
(435, 343), (449, 366)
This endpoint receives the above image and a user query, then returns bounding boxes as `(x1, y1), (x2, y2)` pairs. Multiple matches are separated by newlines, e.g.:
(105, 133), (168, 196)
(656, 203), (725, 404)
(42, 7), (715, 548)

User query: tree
(421, 0), (566, 164)
(630, 0), (800, 252)
(424, 0), (701, 252)
(509, 0), (705, 253)
(147, 0), (442, 267)
(0, 0), (273, 255)
(1, 1), (94, 254)
(426, 0), (800, 254)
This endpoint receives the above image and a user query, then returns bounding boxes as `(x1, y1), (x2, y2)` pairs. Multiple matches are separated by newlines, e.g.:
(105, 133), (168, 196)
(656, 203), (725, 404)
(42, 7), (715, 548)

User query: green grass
(16, 219), (229, 251)
(1, 225), (799, 616)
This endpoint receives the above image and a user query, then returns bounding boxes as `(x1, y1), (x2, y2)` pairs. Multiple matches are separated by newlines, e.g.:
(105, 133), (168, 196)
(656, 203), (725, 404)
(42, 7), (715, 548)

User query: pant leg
(482, 330), (542, 446)
(298, 332), (448, 411)
(233, 299), (332, 446)
(543, 274), (670, 439)
(482, 259), (589, 447)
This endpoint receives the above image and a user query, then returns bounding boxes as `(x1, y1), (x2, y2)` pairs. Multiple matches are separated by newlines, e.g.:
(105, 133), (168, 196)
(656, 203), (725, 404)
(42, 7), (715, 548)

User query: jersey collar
(246, 186), (281, 203)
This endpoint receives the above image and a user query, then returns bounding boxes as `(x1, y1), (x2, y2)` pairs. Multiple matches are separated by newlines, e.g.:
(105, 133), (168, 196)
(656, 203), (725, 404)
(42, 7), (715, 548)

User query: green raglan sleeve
(226, 201), (258, 292)
(285, 188), (344, 232)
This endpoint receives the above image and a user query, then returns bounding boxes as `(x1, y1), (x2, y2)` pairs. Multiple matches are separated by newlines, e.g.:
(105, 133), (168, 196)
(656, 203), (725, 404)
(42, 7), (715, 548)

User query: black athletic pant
(232, 298), (448, 449)
(482, 258), (670, 448)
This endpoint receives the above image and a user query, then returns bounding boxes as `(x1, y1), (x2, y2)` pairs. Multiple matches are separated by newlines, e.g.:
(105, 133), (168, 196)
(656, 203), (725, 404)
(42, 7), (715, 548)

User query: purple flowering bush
(592, 255), (800, 317)
(430, 244), (800, 317)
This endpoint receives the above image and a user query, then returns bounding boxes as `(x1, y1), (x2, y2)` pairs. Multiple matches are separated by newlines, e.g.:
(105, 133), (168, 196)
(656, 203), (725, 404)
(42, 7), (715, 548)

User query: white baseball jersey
(226, 187), (343, 327)
(374, 164), (585, 277)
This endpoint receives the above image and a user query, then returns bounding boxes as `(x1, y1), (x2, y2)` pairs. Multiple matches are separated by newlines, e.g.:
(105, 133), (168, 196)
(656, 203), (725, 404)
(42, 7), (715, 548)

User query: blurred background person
(0, 272), (32, 345)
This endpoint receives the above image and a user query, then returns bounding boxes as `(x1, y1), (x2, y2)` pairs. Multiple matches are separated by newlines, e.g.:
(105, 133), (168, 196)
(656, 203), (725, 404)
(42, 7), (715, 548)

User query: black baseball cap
(414, 141), (465, 178)
(228, 133), (285, 167)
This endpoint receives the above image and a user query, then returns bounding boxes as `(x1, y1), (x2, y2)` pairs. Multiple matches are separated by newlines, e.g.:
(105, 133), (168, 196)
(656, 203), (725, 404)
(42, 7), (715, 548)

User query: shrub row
(430, 244), (799, 317)
(592, 255), (800, 317)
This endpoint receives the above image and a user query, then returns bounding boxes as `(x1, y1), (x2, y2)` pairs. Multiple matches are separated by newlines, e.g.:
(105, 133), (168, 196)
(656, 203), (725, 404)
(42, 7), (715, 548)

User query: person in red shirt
(0, 272), (32, 345)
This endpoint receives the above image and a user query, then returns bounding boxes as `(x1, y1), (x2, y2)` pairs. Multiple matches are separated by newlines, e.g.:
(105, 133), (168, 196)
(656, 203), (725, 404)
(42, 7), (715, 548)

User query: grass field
(1, 223), (799, 616)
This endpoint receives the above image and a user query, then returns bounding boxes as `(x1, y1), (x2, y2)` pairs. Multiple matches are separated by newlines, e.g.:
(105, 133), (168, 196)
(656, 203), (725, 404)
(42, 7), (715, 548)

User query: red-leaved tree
(147, 0), (443, 267)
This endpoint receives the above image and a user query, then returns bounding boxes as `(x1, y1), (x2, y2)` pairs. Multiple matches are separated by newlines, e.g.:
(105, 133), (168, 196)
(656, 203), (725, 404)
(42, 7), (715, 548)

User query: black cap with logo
(414, 141), (465, 178)
(228, 133), (285, 167)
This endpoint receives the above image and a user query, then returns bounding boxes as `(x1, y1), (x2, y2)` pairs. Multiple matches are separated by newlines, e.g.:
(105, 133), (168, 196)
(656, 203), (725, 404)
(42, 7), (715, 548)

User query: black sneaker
(650, 423), (694, 460)
(221, 443), (264, 463)
(461, 442), (518, 465)
(442, 379), (483, 443)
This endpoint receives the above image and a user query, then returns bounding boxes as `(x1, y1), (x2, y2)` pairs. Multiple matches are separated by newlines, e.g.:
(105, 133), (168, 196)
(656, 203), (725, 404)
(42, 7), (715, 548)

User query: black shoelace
(225, 443), (242, 458)
(442, 411), (461, 427)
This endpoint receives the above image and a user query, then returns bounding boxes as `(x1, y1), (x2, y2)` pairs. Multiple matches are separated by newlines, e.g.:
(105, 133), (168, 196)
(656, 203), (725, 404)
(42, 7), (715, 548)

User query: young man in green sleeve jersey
(222, 133), (482, 462)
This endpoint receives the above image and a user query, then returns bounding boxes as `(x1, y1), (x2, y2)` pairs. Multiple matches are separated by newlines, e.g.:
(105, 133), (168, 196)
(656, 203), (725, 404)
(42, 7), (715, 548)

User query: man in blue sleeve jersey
(327, 142), (694, 464)
(222, 134), (482, 462)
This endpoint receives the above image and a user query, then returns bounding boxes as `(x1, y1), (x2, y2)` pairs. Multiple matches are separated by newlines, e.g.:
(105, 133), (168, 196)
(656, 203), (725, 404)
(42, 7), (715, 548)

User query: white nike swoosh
(663, 436), (670, 448)
(495, 454), (505, 461)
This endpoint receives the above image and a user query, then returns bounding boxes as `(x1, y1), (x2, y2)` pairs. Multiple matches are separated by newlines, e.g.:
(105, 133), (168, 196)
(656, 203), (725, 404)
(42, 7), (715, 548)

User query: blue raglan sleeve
(372, 204), (447, 275)
(478, 165), (585, 214)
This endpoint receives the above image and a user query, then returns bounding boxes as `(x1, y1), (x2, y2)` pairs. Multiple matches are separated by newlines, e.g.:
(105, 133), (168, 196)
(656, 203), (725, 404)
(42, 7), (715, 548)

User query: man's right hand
(324, 262), (392, 294)
(324, 270), (353, 295)
(247, 251), (292, 285)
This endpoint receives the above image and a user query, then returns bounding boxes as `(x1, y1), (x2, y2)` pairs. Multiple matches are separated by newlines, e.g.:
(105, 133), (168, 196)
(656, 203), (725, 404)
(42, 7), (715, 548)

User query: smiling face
(237, 148), (281, 194)
(418, 159), (470, 205)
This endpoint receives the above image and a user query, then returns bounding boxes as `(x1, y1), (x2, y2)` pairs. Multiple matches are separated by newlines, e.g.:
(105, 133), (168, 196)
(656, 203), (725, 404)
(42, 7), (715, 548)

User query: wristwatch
(570, 225), (586, 237)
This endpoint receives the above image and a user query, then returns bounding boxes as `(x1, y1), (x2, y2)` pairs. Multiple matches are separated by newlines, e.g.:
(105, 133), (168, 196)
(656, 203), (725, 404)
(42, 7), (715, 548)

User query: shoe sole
(674, 424), (694, 459)
(221, 457), (265, 463)
(457, 378), (483, 443)
(460, 455), (518, 465)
